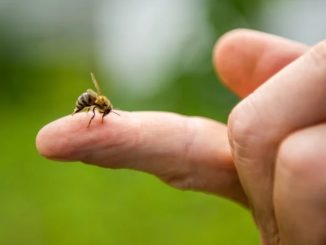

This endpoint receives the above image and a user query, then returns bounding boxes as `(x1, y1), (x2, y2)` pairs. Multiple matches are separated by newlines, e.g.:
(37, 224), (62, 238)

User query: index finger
(36, 111), (247, 204)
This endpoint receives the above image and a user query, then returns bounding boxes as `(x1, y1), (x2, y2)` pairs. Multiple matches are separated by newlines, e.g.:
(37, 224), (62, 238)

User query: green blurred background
(1, 0), (317, 244)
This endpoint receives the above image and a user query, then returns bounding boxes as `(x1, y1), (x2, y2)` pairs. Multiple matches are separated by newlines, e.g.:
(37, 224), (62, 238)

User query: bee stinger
(72, 73), (119, 127)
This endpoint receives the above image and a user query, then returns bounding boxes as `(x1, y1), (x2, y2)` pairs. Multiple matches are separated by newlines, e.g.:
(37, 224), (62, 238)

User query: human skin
(36, 29), (326, 244)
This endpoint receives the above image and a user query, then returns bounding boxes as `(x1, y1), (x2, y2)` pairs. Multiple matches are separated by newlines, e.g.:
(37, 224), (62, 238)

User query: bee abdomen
(74, 92), (96, 112)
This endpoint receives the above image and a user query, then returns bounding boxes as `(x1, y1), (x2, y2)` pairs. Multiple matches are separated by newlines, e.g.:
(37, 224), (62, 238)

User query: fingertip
(213, 29), (245, 69)
(213, 28), (254, 67)
(35, 115), (82, 160)
(36, 124), (50, 158)
(214, 29), (262, 97)
(36, 113), (100, 160)
(213, 29), (307, 97)
(35, 111), (134, 162)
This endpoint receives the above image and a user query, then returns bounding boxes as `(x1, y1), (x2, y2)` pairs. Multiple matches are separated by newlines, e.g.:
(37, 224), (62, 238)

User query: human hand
(215, 29), (325, 244)
(36, 29), (324, 244)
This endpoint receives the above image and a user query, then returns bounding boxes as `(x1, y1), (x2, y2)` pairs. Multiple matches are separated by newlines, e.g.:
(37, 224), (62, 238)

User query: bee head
(103, 107), (111, 116)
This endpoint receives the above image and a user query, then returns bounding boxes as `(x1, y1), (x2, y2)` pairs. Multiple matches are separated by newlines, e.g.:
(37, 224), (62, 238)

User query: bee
(72, 73), (119, 127)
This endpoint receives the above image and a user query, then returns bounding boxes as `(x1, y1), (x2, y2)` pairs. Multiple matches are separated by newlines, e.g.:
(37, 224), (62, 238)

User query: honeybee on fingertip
(72, 73), (120, 127)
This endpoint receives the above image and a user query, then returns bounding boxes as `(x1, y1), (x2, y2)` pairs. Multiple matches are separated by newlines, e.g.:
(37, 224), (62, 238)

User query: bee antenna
(90, 72), (102, 95)
(112, 110), (120, 116)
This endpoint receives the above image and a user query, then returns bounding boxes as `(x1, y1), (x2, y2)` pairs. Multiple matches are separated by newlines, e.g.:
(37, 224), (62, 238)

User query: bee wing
(87, 89), (98, 97)
(90, 72), (102, 95)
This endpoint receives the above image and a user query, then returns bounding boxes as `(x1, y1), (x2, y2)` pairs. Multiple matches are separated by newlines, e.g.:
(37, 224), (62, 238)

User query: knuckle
(163, 174), (195, 191)
(309, 40), (326, 66)
(228, 96), (264, 151)
(277, 136), (307, 177)
(277, 131), (324, 180)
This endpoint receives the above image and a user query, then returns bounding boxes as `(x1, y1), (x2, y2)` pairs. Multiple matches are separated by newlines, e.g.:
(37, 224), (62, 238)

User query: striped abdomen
(73, 91), (97, 113)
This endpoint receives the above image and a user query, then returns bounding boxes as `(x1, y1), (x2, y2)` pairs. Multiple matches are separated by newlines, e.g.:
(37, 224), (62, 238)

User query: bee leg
(71, 108), (81, 116)
(101, 113), (105, 124)
(101, 108), (110, 124)
(87, 107), (96, 128)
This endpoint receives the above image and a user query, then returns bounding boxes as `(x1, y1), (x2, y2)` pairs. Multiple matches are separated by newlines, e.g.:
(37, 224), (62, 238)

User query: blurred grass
(0, 118), (259, 245)
(0, 0), (263, 244)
